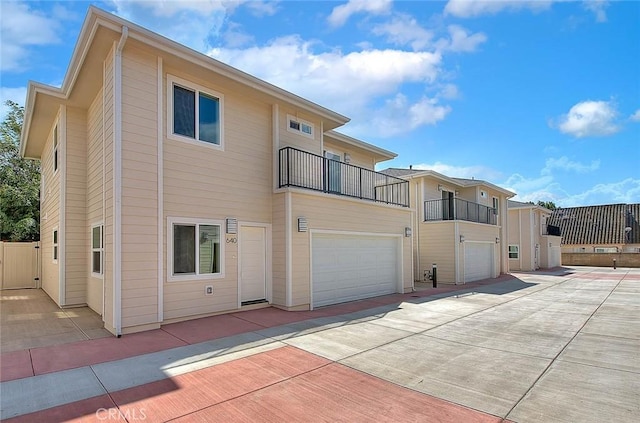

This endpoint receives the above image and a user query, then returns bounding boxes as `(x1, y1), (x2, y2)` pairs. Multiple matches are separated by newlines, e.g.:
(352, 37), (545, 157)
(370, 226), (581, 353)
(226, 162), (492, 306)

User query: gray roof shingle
(548, 204), (640, 245)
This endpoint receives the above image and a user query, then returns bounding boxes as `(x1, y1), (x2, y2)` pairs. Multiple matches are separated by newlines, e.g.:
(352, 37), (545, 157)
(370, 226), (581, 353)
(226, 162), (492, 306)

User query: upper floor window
(287, 115), (313, 138)
(492, 197), (499, 214)
(53, 124), (59, 173)
(168, 75), (224, 148)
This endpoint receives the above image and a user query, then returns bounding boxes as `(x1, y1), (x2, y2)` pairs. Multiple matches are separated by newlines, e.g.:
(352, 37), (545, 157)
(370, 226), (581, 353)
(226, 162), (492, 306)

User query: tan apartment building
(20, 7), (414, 336)
(507, 201), (562, 271)
(383, 169), (514, 284)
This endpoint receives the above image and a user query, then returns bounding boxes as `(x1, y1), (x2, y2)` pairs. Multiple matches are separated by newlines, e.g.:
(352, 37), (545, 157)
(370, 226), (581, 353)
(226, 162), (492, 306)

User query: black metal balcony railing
(279, 147), (409, 207)
(545, 224), (561, 236)
(424, 198), (497, 225)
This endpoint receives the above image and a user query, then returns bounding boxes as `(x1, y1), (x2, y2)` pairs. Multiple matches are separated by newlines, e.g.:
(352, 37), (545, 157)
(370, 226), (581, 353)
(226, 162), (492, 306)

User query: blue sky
(1, 0), (639, 207)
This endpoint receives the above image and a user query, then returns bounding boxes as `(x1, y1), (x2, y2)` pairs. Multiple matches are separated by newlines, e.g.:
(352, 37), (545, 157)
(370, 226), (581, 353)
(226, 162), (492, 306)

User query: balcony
(424, 198), (497, 225)
(545, 224), (561, 236)
(279, 147), (409, 207)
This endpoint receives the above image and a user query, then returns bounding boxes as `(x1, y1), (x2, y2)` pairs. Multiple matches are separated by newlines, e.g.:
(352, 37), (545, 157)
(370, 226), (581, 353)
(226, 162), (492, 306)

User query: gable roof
(381, 168), (515, 197)
(548, 203), (640, 245)
(21, 6), (350, 159)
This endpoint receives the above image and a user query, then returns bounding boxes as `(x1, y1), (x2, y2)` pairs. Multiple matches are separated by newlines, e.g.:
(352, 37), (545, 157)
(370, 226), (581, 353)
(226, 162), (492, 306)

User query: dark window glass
(174, 225), (195, 274)
(173, 85), (195, 138)
(199, 93), (220, 144)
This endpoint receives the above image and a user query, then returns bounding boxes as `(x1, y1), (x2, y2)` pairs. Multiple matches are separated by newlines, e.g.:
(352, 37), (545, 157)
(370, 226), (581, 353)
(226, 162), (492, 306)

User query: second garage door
(464, 242), (493, 283)
(312, 233), (399, 308)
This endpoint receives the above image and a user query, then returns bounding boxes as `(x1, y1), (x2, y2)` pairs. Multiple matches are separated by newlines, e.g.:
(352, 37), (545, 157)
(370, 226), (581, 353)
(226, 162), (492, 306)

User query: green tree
(0, 100), (40, 241)
(537, 200), (557, 210)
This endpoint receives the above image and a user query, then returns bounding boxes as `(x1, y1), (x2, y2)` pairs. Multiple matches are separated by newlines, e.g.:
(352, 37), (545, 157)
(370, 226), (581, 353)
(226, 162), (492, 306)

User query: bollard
(432, 263), (437, 288)
(613, 259), (617, 270)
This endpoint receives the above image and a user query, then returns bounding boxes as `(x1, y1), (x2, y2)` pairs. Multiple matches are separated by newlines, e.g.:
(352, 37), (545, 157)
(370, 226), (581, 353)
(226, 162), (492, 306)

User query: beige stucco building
(383, 169), (515, 284)
(21, 7), (414, 335)
(507, 201), (562, 271)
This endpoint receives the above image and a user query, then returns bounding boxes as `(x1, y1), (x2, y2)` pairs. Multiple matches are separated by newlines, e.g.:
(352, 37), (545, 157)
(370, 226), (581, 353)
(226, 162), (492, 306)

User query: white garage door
(549, 246), (562, 268)
(464, 242), (493, 283)
(312, 233), (399, 307)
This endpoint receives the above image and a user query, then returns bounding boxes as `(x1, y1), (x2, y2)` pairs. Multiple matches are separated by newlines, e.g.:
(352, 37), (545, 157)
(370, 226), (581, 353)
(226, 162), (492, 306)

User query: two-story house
(20, 7), (414, 336)
(507, 200), (562, 271)
(383, 168), (515, 284)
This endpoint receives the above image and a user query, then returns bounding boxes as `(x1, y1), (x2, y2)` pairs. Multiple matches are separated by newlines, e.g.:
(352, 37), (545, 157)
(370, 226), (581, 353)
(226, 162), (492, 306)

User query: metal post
(432, 263), (437, 288)
(613, 259), (617, 270)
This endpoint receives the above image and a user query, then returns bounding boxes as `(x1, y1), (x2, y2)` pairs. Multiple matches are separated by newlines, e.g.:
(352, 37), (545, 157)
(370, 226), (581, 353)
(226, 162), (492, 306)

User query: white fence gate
(0, 242), (40, 289)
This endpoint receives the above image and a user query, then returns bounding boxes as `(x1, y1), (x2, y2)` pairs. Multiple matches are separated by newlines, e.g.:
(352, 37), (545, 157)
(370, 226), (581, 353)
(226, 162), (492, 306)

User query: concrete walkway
(1, 267), (638, 422)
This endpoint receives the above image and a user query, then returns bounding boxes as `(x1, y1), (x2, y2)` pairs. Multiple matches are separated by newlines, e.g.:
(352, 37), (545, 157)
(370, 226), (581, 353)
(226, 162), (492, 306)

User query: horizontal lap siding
(41, 123), (61, 305)
(291, 192), (413, 307)
(272, 194), (286, 305)
(507, 209), (524, 271)
(162, 65), (272, 321)
(65, 107), (88, 305)
(322, 139), (375, 170)
(87, 90), (104, 313)
(120, 45), (159, 329)
(419, 223), (455, 283)
(103, 47), (115, 332)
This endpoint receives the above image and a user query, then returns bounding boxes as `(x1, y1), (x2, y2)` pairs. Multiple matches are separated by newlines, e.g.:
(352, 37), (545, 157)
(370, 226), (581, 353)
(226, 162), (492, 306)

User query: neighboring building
(20, 7), (413, 336)
(382, 168), (515, 284)
(507, 201), (562, 271)
(548, 204), (640, 253)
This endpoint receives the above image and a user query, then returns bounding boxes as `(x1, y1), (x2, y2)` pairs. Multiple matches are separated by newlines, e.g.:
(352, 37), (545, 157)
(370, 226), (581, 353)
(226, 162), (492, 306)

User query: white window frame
(167, 217), (225, 282)
(508, 245), (519, 259)
(91, 224), (104, 277)
(492, 196), (499, 214)
(287, 114), (314, 138)
(595, 247), (617, 253)
(53, 124), (59, 174)
(52, 228), (58, 263)
(167, 74), (225, 150)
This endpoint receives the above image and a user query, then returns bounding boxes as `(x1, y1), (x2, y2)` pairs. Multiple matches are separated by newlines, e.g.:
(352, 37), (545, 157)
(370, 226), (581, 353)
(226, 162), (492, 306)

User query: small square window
(53, 229), (58, 261)
(287, 115), (313, 138)
(508, 245), (519, 259)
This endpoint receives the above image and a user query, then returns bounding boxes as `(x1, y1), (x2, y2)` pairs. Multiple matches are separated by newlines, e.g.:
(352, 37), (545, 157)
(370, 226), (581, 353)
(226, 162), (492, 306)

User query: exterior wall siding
(120, 45), (159, 329)
(271, 193), (286, 305)
(40, 119), (61, 305)
(322, 139), (375, 170)
(457, 221), (500, 280)
(103, 46), (115, 332)
(86, 89), (104, 314)
(161, 62), (273, 322)
(64, 106), (88, 305)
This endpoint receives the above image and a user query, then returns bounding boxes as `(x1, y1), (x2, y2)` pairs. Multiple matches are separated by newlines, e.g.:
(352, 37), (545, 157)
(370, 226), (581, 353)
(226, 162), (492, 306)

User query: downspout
(113, 26), (128, 337)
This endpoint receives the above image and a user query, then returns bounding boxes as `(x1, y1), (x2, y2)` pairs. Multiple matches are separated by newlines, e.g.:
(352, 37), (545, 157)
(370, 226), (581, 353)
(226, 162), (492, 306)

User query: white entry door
(464, 242), (493, 283)
(240, 226), (267, 303)
(312, 233), (399, 307)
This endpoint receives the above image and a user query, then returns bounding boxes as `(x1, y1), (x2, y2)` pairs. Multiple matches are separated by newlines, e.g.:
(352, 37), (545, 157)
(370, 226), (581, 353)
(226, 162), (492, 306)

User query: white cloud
(208, 37), (444, 136)
(437, 25), (487, 52)
(244, 1), (279, 17)
(583, 0), (609, 23)
(0, 86), (27, 119)
(555, 178), (640, 207)
(556, 100), (620, 138)
(438, 83), (460, 100)
(542, 156), (600, 175)
(0, 1), (62, 71)
(372, 13), (434, 51)
(630, 109), (640, 122)
(444, 0), (553, 18)
(221, 22), (254, 47)
(412, 162), (503, 181)
(327, 0), (392, 27)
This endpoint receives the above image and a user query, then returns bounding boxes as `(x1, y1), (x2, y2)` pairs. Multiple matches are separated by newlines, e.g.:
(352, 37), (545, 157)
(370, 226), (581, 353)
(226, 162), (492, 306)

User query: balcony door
(442, 190), (455, 220)
(324, 151), (342, 193)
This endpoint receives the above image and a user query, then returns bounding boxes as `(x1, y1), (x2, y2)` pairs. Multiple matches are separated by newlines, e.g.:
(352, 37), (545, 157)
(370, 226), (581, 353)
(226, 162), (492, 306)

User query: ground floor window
(53, 229), (58, 262)
(91, 224), (103, 275)
(508, 245), (519, 259)
(169, 218), (223, 280)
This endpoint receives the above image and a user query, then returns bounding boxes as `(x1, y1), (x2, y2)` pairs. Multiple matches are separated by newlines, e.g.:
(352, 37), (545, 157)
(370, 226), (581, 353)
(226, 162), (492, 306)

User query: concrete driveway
(2, 267), (639, 422)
